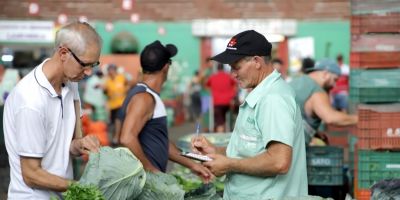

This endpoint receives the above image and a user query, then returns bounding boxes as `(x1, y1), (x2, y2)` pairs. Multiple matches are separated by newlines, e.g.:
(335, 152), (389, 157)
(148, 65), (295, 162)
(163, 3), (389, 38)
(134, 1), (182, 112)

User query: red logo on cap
(228, 38), (237, 47)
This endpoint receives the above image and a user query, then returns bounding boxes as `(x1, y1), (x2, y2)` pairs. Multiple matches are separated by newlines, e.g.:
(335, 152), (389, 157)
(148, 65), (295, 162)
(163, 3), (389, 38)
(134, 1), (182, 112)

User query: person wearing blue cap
(117, 40), (213, 183)
(289, 58), (358, 145)
(192, 30), (308, 199)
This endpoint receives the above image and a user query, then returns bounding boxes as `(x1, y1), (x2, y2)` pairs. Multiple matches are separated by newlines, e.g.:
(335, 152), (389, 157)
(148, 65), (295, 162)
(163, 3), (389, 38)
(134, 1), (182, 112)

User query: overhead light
(130, 13), (140, 23)
(29, 2), (39, 15)
(58, 13), (68, 25)
(158, 26), (166, 35)
(2, 55), (14, 62)
(122, 0), (133, 10)
(105, 22), (114, 32)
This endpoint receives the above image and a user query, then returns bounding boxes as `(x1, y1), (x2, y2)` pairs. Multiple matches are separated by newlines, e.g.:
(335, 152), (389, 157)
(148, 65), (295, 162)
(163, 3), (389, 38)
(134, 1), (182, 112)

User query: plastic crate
(355, 189), (371, 200)
(350, 52), (400, 69)
(350, 88), (400, 103)
(306, 146), (344, 186)
(352, 34), (400, 52)
(356, 104), (400, 150)
(351, 13), (400, 34)
(351, 0), (400, 15)
(357, 150), (400, 189)
(350, 69), (400, 103)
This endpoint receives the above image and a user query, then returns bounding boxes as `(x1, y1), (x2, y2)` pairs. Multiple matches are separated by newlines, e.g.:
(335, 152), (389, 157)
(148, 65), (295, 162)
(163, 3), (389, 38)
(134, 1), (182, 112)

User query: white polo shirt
(4, 59), (79, 199)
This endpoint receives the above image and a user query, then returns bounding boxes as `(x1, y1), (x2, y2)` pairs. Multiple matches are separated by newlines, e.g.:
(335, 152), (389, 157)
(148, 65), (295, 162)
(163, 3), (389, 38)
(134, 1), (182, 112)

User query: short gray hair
(242, 56), (271, 63)
(55, 22), (102, 56)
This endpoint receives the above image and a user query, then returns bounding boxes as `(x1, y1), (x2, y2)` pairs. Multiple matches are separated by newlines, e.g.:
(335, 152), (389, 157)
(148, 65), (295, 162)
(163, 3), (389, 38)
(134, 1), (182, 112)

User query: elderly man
(4, 22), (101, 199)
(192, 30), (308, 199)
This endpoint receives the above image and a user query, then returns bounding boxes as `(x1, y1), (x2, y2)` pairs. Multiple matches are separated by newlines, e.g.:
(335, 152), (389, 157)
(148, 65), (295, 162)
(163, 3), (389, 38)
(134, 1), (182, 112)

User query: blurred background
(1, 0), (400, 200)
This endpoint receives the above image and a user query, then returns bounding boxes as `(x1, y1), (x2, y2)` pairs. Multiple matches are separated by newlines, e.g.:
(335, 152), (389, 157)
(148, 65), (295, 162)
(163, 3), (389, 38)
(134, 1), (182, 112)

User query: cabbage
(137, 172), (185, 200)
(79, 147), (146, 200)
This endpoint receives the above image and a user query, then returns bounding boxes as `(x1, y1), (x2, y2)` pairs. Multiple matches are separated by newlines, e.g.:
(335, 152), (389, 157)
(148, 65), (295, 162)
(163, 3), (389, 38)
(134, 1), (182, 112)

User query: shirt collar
(34, 59), (68, 97)
(244, 69), (281, 108)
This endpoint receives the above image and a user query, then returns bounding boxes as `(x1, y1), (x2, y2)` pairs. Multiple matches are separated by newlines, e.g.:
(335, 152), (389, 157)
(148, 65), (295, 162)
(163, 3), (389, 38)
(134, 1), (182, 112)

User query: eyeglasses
(67, 48), (100, 68)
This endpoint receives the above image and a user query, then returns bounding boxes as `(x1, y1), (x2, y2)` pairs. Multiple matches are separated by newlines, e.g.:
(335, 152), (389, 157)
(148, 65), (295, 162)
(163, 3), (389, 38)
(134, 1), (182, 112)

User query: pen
(195, 122), (200, 138)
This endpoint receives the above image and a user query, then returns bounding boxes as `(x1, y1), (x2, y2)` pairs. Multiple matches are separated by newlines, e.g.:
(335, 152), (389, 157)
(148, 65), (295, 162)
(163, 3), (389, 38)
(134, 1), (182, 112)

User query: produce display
(170, 163), (224, 199)
(79, 147), (146, 200)
(137, 172), (185, 200)
(55, 182), (105, 200)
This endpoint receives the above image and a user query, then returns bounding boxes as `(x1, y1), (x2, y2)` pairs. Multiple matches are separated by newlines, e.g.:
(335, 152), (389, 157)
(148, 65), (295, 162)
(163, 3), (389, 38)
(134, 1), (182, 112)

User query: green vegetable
(79, 147), (146, 200)
(62, 182), (105, 200)
(137, 172), (185, 200)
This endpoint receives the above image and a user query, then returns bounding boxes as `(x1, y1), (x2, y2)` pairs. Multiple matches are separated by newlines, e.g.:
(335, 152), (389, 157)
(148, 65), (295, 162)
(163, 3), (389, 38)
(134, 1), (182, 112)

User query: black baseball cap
(140, 40), (178, 72)
(211, 30), (272, 64)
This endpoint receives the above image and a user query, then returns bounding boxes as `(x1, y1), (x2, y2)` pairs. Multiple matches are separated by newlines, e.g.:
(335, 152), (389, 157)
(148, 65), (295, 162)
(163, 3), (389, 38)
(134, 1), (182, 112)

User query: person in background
(301, 57), (315, 74)
(192, 30), (307, 199)
(188, 70), (202, 122)
(3, 22), (101, 199)
(118, 40), (212, 182)
(199, 57), (213, 132)
(206, 63), (237, 133)
(104, 63), (129, 145)
(330, 54), (350, 112)
(0, 60), (20, 105)
(289, 58), (357, 145)
(83, 68), (106, 121)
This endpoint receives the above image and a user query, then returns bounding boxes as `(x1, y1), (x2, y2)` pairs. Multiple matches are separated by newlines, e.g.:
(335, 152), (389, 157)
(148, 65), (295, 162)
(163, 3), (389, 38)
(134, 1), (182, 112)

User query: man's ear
(254, 56), (262, 70)
(58, 47), (69, 62)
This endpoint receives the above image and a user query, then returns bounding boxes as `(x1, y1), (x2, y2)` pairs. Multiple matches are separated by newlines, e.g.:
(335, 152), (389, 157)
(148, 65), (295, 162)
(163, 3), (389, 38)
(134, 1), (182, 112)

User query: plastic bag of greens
(184, 183), (222, 200)
(79, 147), (146, 200)
(137, 172), (185, 200)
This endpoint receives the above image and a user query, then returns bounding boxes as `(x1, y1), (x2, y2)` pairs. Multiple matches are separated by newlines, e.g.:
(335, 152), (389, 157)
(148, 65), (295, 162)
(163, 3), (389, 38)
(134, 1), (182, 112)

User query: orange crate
(356, 189), (371, 200)
(356, 104), (400, 150)
(351, 13), (400, 34)
(350, 52), (400, 69)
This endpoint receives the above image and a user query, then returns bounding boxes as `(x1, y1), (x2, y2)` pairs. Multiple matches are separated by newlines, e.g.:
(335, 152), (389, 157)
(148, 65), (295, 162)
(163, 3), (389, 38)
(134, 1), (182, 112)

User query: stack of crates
(350, 0), (400, 199)
(306, 146), (344, 186)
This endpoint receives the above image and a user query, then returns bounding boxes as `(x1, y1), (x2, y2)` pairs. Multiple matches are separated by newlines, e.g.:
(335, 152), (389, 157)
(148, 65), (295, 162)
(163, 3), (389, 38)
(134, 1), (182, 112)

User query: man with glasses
(3, 21), (102, 199)
(117, 41), (212, 183)
(191, 30), (308, 199)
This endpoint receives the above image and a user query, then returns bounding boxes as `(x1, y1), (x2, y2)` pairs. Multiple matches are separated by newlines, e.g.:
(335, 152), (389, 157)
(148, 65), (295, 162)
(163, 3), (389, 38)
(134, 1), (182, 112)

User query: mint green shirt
(224, 70), (308, 200)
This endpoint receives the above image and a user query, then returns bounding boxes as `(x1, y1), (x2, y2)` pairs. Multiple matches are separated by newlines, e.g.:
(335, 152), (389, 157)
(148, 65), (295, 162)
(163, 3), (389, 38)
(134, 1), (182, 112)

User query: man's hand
(202, 154), (231, 177)
(189, 162), (214, 183)
(70, 135), (101, 156)
(191, 135), (216, 155)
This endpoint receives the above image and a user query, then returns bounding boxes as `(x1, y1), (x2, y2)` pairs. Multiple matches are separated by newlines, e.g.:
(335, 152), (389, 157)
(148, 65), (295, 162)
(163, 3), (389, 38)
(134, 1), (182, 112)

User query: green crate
(350, 69), (400, 103)
(357, 150), (400, 189)
(350, 87), (400, 103)
(348, 135), (358, 172)
(306, 146), (344, 186)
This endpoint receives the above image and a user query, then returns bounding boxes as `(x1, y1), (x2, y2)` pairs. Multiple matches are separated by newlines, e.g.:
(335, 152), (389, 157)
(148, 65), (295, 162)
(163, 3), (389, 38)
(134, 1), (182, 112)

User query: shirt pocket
(236, 127), (263, 157)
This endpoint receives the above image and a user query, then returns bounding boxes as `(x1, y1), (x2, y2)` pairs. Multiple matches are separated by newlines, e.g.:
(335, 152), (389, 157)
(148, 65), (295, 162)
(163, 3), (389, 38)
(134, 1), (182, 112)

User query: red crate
(351, 13), (400, 34)
(350, 52), (400, 69)
(356, 130), (400, 150)
(356, 104), (400, 150)
(352, 34), (400, 52)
